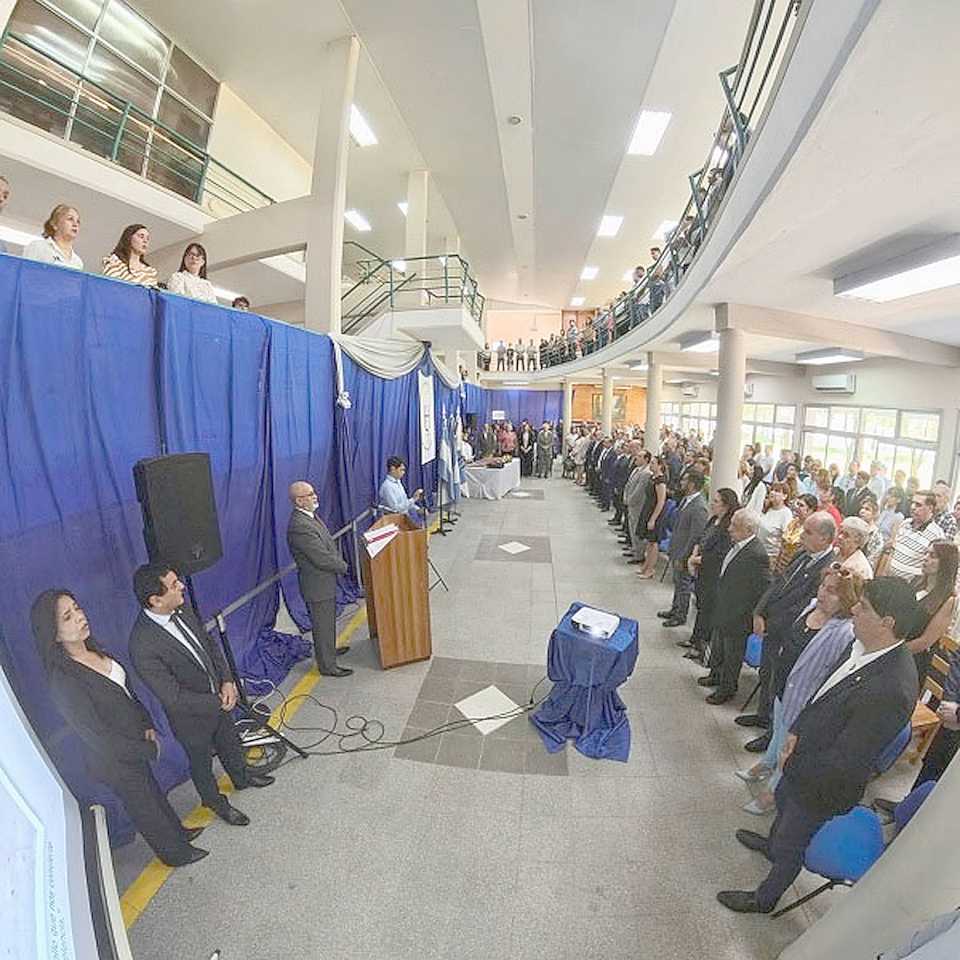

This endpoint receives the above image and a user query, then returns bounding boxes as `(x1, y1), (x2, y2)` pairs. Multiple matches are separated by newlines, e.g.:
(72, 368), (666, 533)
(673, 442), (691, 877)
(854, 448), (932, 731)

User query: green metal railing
(341, 242), (485, 336)
(0, 30), (274, 217)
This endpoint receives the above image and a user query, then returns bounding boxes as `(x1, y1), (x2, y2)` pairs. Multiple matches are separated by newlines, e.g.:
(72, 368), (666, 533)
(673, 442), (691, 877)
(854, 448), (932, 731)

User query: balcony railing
(0, 30), (274, 218)
(539, 0), (802, 370)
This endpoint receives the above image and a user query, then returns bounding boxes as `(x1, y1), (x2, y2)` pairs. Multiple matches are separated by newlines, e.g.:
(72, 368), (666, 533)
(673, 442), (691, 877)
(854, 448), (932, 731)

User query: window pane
(893, 447), (915, 483)
(774, 428), (794, 452)
(775, 405), (796, 425)
(755, 404), (774, 424)
(754, 425), (775, 449)
(914, 449), (936, 489)
(742, 403), (756, 422)
(165, 46), (217, 118)
(145, 128), (203, 199)
(858, 436), (879, 466)
(830, 406), (859, 433)
(804, 432), (828, 464)
(46, 0), (102, 30)
(710, 404), (717, 417)
(98, 0), (167, 79)
(805, 406), (829, 428)
(157, 91), (209, 148)
(826, 435), (857, 472)
(861, 408), (897, 438)
(0, 36), (75, 136)
(8, 0), (90, 72)
(741, 424), (754, 451)
(87, 40), (158, 113)
(901, 412), (940, 443)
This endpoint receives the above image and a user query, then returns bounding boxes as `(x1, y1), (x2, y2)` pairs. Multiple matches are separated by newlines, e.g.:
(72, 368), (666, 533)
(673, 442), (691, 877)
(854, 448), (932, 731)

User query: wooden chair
(908, 635), (959, 763)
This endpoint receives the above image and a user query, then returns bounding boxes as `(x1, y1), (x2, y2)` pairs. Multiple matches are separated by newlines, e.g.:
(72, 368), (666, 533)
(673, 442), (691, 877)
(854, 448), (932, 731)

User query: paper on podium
(571, 606), (620, 639)
(364, 523), (399, 560)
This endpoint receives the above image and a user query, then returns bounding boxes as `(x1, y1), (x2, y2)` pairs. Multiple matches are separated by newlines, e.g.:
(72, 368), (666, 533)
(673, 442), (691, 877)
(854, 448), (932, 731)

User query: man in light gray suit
(621, 446), (652, 564)
(659, 471), (708, 627)
(286, 481), (351, 678)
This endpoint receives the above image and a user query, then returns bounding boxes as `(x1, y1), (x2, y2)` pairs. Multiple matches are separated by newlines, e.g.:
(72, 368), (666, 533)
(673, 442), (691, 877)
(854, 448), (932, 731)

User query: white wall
(207, 86), (312, 203)
(484, 309), (561, 348)
(257, 300), (305, 326)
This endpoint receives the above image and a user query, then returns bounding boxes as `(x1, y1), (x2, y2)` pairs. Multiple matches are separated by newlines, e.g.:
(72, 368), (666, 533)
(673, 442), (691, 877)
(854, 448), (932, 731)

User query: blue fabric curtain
(461, 382), (562, 427)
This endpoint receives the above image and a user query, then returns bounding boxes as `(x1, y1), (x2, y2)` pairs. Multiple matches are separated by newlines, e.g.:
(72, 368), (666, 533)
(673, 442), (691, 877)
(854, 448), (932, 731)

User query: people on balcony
(231, 296), (250, 311)
(23, 204), (84, 270)
(167, 243), (217, 304)
(0, 175), (10, 255)
(102, 224), (159, 288)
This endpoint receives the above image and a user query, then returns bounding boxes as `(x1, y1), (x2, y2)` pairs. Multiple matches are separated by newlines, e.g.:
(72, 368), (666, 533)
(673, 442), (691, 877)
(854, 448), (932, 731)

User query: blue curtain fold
(461, 382), (562, 427)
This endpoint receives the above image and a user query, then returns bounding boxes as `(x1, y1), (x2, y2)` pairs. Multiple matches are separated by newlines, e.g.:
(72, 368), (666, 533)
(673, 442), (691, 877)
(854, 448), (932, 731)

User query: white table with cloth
(463, 459), (521, 500)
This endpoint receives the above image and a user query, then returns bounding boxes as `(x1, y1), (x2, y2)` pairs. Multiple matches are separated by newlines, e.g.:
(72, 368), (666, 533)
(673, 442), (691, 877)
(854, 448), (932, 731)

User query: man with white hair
(700, 510), (771, 704)
(837, 516), (874, 580)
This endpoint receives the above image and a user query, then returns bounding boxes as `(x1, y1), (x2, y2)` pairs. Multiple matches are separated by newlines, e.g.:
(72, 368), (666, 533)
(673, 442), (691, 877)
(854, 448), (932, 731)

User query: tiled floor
(475, 533), (553, 563)
(120, 472), (920, 960)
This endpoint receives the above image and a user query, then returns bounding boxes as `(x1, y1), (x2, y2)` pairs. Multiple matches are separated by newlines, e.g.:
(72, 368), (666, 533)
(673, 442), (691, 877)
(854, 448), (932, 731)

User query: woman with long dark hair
(31, 589), (206, 866)
(907, 540), (959, 687)
(742, 462), (768, 513)
(684, 487), (740, 662)
(637, 456), (668, 579)
(102, 223), (158, 287)
(167, 242), (217, 303)
(517, 421), (536, 476)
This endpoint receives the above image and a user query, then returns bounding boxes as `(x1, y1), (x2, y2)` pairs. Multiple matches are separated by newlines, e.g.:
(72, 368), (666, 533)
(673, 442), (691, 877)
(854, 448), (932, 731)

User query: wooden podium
(361, 513), (432, 669)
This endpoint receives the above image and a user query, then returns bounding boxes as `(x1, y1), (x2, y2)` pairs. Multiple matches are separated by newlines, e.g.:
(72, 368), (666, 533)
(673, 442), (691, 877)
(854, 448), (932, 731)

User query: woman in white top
(23, 204), (84, 270)
(757, 482), (793, 563)
(836, 516), (874, 580)
(167, 242), (218, 303)
(742, 462), (768, 514)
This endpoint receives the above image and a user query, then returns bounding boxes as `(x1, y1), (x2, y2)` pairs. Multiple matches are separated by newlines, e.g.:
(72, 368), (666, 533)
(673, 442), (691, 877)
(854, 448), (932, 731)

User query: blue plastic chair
(773, 806), (885, 917)
(893, 779), (936, 833)
(739, 633), (764, 710)
(874, 722), (912, 775)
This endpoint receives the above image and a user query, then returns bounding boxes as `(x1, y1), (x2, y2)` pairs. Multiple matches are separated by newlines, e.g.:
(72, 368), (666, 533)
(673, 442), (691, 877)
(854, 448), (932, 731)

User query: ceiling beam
(715, 303), (960, 368)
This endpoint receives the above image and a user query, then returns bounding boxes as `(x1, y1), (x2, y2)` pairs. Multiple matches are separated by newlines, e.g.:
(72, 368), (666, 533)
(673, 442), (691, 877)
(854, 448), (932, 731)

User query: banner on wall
(418, 371), (436, 464)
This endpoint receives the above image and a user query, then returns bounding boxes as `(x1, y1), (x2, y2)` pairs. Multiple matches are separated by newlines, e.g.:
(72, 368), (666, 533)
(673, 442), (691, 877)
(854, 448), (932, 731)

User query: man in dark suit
(608, 443), (634, 527)
(719, 577), (919, 913)
(598, 439), (619, 511)
(130, 564), (272, 826)
(287, 480), (351, 678)
(699, 509), (771, 702)
(844, 470), (872, 517)
(659, 471), (709, 627)
(737, 511), (837, 745)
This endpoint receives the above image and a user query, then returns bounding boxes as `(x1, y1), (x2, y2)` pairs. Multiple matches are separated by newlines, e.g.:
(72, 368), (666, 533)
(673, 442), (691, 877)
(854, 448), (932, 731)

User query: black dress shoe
(336, 645), (351, 655)
(745, 734), (772, 753)
(683, 650), (704, 662)
(873, 798), (898, 815)
(245, 774), (275, 788)
(706, 691), (734, 705)
(735, 828), (771, 857)
(657, 610), (673, 619)
(216, 804), (250, 826)
(182, 826), (204, 842)
(166, 845), (209, 867)
(735, 714), (769, 729)
(676, 637), (694, 647)
(697, 675), (719, 687)
(320, 666), (354, 677)
(608, 519), (620, 526)
(662, 618), (684, 628)
(627, 559), (641, 565)
(717, 890), (772, 914)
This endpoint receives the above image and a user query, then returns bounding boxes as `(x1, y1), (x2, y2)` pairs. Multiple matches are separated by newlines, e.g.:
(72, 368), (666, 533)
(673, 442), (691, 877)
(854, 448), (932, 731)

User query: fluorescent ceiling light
(349, 105), (378, 147)
(570, 296), (585, 307)
(212, 285), (241, 301)
(795, 347), (865, 365)
(835, 237), (960, 302)
(397, 201), (408, 216)
(504, 381), (529, 386)
(580, 266), (599, 280)
(344, 209), (371, 232)
(391, 260), (406, 273)
(628, 109), (671, 155)
(665, 378), (689, 385)
(597, 215), (623, 238)
(652, 219), (678, 242)
(679, 331), (719, 353)
(0, 224), (41, 246)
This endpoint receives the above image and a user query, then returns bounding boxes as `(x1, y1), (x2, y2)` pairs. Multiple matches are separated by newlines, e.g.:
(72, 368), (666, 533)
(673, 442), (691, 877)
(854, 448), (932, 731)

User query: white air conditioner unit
(681, 384), (699, 398)
(812, 373), (857, 395)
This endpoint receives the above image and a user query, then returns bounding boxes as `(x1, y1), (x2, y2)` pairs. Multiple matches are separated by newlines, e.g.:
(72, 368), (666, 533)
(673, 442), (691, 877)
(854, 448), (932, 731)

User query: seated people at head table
(102, 223), (159, 287)
(167, 243), (217, 303)
(31, 589), (208, 866)
(23, 204), (84, 270)
(378, 456), (424, 521)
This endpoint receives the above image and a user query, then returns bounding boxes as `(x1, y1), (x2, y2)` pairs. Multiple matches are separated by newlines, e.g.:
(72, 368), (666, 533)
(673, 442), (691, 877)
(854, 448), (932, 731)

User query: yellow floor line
(120, 603), (369, 928)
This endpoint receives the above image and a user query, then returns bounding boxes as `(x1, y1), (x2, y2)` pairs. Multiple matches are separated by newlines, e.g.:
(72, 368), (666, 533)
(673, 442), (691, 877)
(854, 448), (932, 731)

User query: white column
(644, 352), (661, 450)
(601, 369), (615, 436)
(405, 170), (430, 261)
(562, 379), (574, 454)
(0, 1), (18, 32)
(305, 36), (360, 334)
(463, 349), (478, 382)
(713, 326), (746, 493)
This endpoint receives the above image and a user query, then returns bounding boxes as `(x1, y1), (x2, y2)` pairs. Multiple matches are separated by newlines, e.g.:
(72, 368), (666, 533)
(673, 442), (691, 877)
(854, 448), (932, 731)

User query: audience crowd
(567, 421), (960, 916)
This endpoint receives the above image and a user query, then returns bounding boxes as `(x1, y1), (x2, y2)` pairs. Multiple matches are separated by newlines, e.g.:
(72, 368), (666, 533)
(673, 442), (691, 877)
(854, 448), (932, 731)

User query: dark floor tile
(427, 657), (462, 678)
(498, 681), (533, 707)
(494, 661), (532, 685)
(436, 733), (483, 769)
(459, 659), (497, 682)
(418, 675), (459, 703)
(524, 742), (568, 776)
(394, 726), (441, 763)
(452, 679), (491, 702)
(480, 738), (525, 774)
(407, 700), (453, 731)
(488, 714), (536, 742)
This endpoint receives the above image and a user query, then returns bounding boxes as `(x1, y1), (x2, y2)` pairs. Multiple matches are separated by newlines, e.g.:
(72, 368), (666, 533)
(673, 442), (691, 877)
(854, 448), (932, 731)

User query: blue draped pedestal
(530, 602), (639, 761)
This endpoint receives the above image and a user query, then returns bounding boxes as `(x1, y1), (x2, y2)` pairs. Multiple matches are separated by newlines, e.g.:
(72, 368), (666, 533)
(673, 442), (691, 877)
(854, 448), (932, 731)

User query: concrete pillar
(713, 326), (746, 493)
(562, 379), (574, 454)
(305, 36), (360, 334)
(405, 170), (429, 262)
(644, 352), (662, 451)
(601, 369), (615, 436)
(463, 349), (479, 383)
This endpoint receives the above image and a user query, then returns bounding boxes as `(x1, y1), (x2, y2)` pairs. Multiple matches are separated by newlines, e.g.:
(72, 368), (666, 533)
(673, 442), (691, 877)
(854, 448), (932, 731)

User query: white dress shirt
(23, 236), (84, 270)
(719, 534), (756, 579)
(143, 607), (216, 691)
(167, 270), (218, 303)
(812, 639), (903, 702)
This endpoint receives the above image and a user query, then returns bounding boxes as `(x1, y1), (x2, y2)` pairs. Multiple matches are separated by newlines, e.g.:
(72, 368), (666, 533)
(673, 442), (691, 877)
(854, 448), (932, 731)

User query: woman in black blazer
(31, 589), (207, 867)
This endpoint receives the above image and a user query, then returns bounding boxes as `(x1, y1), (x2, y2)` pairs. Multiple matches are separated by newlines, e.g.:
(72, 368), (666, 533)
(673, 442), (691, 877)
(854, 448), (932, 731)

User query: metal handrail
(0, 30), (275, 215)
(537, 0), (800, 371)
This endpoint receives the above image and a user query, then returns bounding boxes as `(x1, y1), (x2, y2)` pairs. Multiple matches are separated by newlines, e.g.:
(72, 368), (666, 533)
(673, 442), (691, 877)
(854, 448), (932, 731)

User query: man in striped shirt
(889, 489), (944, 581)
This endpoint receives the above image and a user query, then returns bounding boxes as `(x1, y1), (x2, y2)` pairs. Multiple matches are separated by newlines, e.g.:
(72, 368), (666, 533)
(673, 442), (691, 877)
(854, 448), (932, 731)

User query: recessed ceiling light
(628, 109), (672, 155)
(652, 219), (678, 242)
(397, 201), (408, 216)
(597, 215), (623, 238)
(507, 115), (523, 126)
(391, 260), (406, 273)
(580, 266), (599, 280)
(795, 347), (865, 365)
(835, 237), (960, 302)
(349, 105), (377, 147)
(570, 296), (585, 307)
(344, 209), (371, 232)
(679, 331), (719, 353)
(212, 285), (241, 301)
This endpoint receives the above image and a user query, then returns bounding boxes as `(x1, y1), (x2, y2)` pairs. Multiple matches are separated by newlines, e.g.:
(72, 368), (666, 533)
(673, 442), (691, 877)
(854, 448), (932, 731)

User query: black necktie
(171, 613), (218, 691)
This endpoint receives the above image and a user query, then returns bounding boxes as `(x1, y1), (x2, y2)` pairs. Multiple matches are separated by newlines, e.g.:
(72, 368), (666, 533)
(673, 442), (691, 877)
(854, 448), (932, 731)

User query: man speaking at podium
(287, 481), (351, 678)
(379, 456), (424, 524)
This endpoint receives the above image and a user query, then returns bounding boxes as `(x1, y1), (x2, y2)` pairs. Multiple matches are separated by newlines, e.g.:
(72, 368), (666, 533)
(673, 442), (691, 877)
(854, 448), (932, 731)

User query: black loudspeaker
(133, 453), (223, 575)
